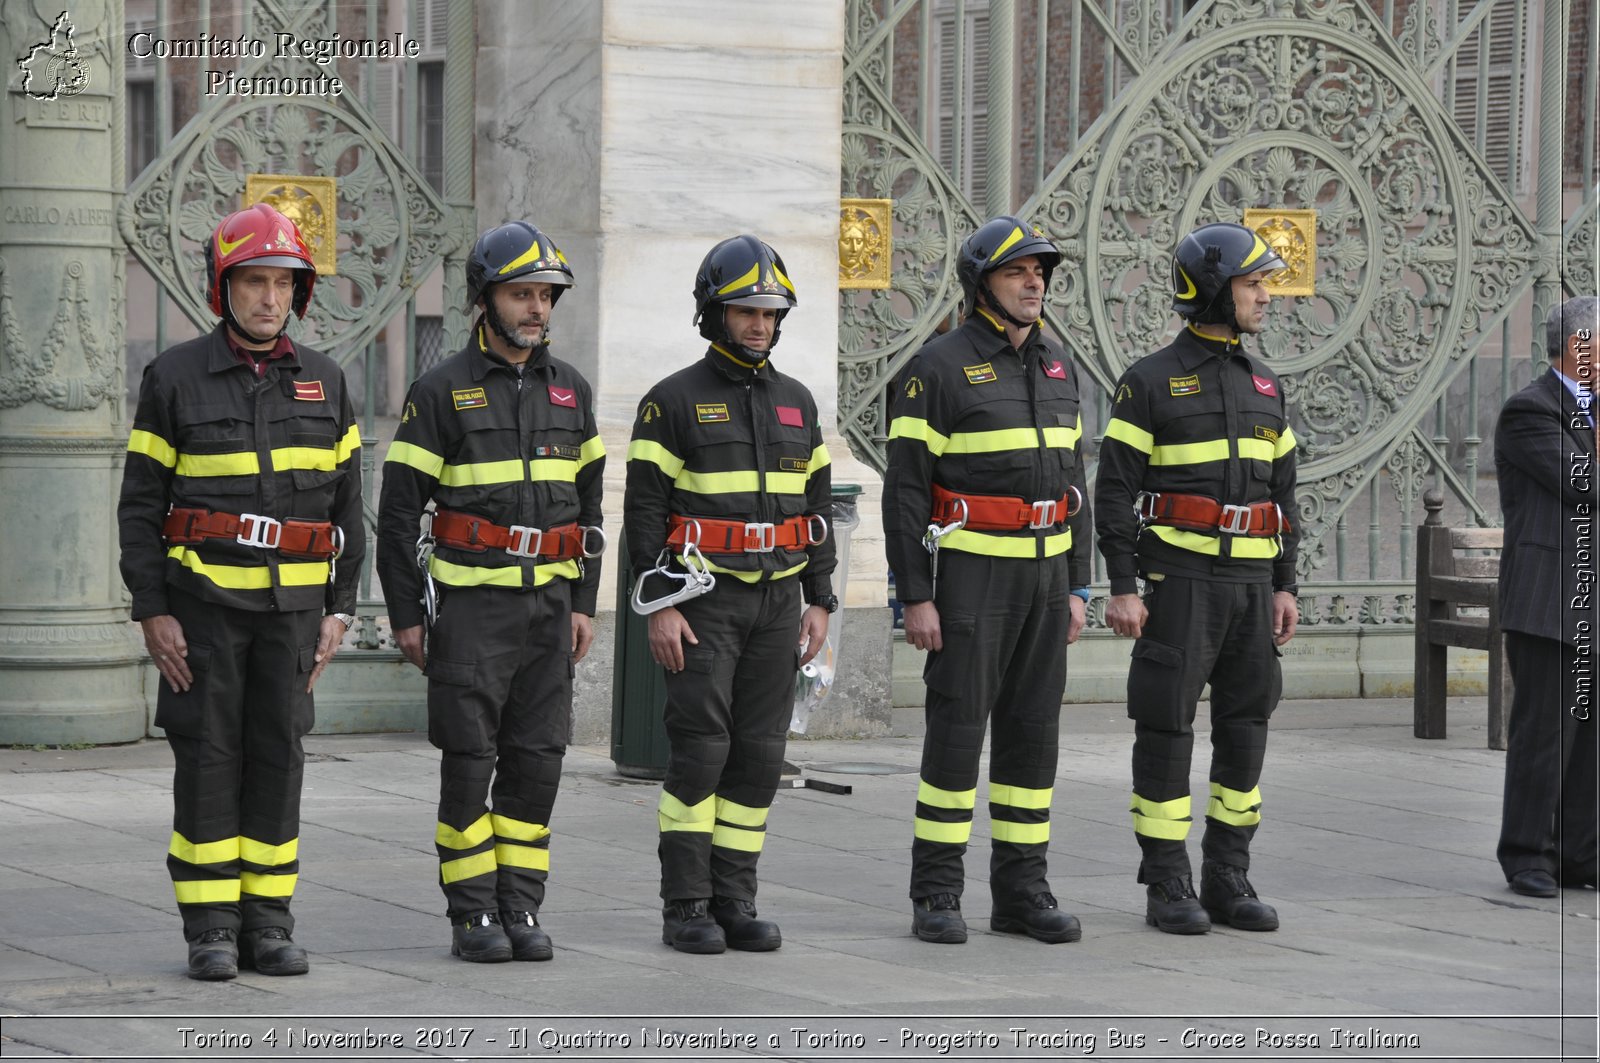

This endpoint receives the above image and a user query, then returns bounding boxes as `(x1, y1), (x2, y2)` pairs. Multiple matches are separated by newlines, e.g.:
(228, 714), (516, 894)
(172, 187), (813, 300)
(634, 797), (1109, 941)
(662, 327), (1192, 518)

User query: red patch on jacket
(775, 405), (804, 427)
(548, 385), (577, 408)
(292, 380), (325, 402)
(1252, 375), (1277, 397)
(1044, 360), (1067, 379)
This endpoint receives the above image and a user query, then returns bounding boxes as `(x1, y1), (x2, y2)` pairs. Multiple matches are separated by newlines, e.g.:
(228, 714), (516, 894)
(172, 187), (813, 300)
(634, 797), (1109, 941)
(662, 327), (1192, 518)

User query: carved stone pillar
(0, 1), (145, 743)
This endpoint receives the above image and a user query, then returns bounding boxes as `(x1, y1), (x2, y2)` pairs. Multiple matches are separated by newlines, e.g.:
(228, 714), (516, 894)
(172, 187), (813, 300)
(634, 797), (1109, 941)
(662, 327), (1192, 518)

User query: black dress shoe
(709, 897), (782, 951)
(1145, 876), (1212, 934)
(451, 912), (513, 962)
(500, 910), (553, 961)
(1200, 861), (1279, 931)
(990, 891), (1082, 943)
(187, 927), (238, 981)
(911, 893), (967, 943)
(239, 927), (309, 975)
(1509, 869), (1559, 897)
(662, 899), (726, 954)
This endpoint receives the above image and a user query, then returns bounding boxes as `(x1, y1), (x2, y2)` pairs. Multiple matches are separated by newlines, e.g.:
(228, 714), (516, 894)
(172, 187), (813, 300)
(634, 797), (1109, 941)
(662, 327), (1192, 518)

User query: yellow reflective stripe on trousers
(127, 429), (177, 468)
(914, 817), (972, 844)
(440, 848), (498, 884)
(1206, 782), (1262, 827)
(715, 797), (769, 827)
(1103, 417), (1153, 454)
(240, 871), (297, 897)
(240, 836), (298, 867)
(917, 780), (977, 810)
(990, 819), (1050, 845)
(658, 791), (714, 833)
(428, 554), (579, 588)
(1131, 792), (1192, 841)
(887, 416), (949, 456)
(169, 832), (239, 866)
(436, 814), (494, 850)
(1147, 525), (1280, 559)
(491, 813), (551, 843)
(167, 547), (329, 588)
(494, 843), (551, 871)
(333, 423), (361, 463)
(627, 438), (685, 478)
(989, 783), (1053, 809)
(938, 527), (1073, 558)
(176, 451), (260, 477)
(577, 434), (606, 471)
(439, 458), (525, 487)
(712, 824), (765, 852)
(174, 878), (241, 904)
(386, 439), (445, 479)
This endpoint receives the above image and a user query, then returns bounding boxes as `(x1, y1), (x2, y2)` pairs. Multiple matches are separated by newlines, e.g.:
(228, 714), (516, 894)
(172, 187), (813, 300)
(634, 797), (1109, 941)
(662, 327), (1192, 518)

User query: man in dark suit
(1495, 295), (1600, 897)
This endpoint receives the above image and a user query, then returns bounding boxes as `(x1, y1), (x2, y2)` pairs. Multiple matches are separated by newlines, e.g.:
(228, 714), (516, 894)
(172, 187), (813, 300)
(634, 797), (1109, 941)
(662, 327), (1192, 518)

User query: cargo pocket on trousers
(425, 654), (479, 751)
(923, 613), (976, 701)
(153, 643), (213, 738)
(1127, 637), (1187, 729)
(293, 643), (318, 738)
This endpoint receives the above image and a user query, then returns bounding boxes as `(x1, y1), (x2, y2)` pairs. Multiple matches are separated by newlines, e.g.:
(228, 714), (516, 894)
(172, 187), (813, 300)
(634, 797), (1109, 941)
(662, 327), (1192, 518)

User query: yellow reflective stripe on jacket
(436, 814), (494, 850)
(269, 446), (337, 472)
(990, 819), (1050, 845)
(1147, 525), (1280, 558)
(809, 442), (832, 472)
(1206, 782), (1262, 827)
(427, 554), (580, 588)
(386, 439), (445, 479)
(692, 554), (809, 582)
(176, 451), (260, 477)
(1103, 417), (1154, 454)
(938, 527), (1073, 558)
(627, 438), (685, 478)
(240, 836), (298, 867)
(577, 434), (606, 471)
(671, 469), (808, 496)
(1237, 438), (1275, 462)
(989, 783), (1053, 809)
(1041, 421), (1081, 449)
(490, 813), (551, 843)
(1150, 439), (1230, 466)
(527, 458), (578, 482)
(439, 458), (525, 487)
(715, 797), (769, 827)
(658, 791), (714, 833)
(917, 780), (977, 810)
(945, 427), (1041, 454)
(1275, 425), (1297, 458)
(440, 849), (497, 884)
(333, 423), (361, 463)
(169, 832), (239, 866)
(888, 416), (949, 457)
(128, 429), (177, 468)
(914, 817), (972, 844)
(494, 843), (551, 871)
(167, 547), (329, 588)
(240, 871), (297, 897)
(173, 878), (241, 904)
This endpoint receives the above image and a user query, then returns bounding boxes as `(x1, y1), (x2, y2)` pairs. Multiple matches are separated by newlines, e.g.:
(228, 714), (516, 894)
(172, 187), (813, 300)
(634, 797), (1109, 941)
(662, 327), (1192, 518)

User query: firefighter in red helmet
(119, 202), (365, 979)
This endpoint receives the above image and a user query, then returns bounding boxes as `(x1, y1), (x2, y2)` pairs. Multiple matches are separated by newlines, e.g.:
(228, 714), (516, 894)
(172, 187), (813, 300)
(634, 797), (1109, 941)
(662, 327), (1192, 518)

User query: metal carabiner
(580, 525), (608, 559)
(806, 513), (830, 546)
(922, 497), (968, 554)
(415, 510), (439, 627)
(630, 544), (718, 616)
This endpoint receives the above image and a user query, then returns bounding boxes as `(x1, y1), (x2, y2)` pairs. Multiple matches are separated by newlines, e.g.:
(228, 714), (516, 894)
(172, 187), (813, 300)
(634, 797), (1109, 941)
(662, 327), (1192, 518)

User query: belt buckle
(1136, 492), (1159, 522)
(580, 525), (608, 559)
(1218, 504), (1251, 535)
(1029, 498), (1059, 529)
(743, 522), (777, 553)
(506, 524), (543, 559)
(236, 512), (283, 550)
(806, 513), (830, 546)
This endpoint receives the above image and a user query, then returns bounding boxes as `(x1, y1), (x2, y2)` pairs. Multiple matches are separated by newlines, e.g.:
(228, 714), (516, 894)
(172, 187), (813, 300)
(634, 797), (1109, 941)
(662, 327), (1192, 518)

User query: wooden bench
(1414, 491), (1510, 750)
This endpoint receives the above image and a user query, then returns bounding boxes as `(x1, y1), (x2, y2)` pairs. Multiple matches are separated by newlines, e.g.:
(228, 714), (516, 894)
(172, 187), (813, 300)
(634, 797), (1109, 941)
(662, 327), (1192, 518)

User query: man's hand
(1105, 592), (1147, 639)
(394, 624), (426, 671)
(798, 605), (830, 667)
(903, 600), (942, 652)
(1066, 595), (1087, 645)
(306, 615), (349, 693)
(1272, 591), (1299, 646)
(648, 606), (698, 673)
(571, 612), (595, 663)
(141, 614), (192, 693)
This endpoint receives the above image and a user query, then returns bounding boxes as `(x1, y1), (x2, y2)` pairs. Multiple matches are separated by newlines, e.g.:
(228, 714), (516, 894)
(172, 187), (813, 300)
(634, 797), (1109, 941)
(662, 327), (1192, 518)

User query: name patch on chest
(1169, 374), (1201, 396)
(964, 363), (998, 384)
(696, 403), (730, 423)
(534, 444), (582, 460)
(453, 387), (488, 410)
(1255, 425), (1279, 443)
(292, 380), (325, 402)
(779, 457), (809, 473)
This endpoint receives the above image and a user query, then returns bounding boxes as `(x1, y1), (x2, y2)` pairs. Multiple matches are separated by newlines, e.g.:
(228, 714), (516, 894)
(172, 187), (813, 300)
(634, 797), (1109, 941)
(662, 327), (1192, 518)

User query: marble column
(476, 0), (891, 739)
(0, 1), (145, 743)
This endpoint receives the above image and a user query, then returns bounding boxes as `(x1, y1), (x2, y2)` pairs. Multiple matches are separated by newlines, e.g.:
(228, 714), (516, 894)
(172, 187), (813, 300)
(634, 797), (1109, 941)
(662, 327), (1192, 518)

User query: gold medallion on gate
(245, 174), (337, 276)
(1243, 208), (1315, 297)
(839, 199), (892, 290)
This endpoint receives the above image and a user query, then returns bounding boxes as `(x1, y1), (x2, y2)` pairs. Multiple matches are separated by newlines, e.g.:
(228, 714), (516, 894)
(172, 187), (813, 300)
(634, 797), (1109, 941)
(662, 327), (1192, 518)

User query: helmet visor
(250, 255), (315, 272)
(722, 293), (793, 309)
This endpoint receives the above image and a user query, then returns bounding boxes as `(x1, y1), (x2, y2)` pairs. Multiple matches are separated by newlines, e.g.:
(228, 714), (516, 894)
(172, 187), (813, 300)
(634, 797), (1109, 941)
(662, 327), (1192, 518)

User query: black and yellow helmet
(693, 234), (797, 347)
(1171, 221), (1285, 326)
(957, 215), (1060, 319)
(466, 221), (574, 310)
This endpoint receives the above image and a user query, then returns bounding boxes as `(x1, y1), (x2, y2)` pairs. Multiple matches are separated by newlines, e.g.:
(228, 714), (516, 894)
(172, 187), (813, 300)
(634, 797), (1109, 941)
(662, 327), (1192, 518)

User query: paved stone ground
(0, 697), (1595, 1061)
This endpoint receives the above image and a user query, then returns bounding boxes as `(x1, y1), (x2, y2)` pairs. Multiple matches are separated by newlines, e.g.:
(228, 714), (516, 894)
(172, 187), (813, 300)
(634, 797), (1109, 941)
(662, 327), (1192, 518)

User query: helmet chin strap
(978, 285), (1033, 329)
(224, 279), (287, 346)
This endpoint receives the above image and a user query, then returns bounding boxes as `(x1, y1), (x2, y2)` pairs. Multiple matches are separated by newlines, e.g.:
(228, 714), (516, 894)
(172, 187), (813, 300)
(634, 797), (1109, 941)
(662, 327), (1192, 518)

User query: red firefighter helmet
(204, 202), (318, 319)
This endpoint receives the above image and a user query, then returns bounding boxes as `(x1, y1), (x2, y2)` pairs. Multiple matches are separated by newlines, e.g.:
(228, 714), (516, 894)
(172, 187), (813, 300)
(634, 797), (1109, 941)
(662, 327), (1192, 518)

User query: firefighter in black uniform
(882, 216), (1091, 945)
(1094, 221), (1300, 935)
(624, 235), (836, 954)
(376, 222), (605, 963)
(119, 203), (365, 980)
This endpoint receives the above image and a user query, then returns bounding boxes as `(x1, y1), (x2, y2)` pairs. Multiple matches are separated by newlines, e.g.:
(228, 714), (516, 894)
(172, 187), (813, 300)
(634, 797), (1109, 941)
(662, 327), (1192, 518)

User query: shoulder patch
(1115, 383), (1134, 404)
(401, 400), (418, 424)
(904, 376), (924, 398)
(453, 387), (488, 411)
(1169, 374), (1201, 397)
(640, 400), (662, 423)
(963, 362), (997, 384)
(696, 403), (730, 423)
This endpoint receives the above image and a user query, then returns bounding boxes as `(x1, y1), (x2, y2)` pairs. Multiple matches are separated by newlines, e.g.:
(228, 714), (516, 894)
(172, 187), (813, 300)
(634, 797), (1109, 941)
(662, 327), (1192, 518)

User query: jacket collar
(1174, 323), (1262, 373)
(467, 323), (552, 381)
(704, 343), (772, 382)
(963, 308), (1039, 358)
(207, 323), (300, 374)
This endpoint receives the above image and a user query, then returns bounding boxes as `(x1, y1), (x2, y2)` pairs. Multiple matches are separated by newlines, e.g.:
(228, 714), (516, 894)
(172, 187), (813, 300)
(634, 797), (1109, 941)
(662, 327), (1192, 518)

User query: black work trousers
(425, 582), (572, 920)
(657, 577), (801, 903)
(912, 550), (1071, 903)
(158, 587), (320, 941)
(1498, 632), (1599, 884)
(1125, 574), (1281, 882)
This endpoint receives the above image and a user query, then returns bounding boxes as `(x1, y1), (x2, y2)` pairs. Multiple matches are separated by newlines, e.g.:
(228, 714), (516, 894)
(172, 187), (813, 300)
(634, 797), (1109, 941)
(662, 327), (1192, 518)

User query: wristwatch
(332, 612), (356, 629)
(811, 594), (840, 614)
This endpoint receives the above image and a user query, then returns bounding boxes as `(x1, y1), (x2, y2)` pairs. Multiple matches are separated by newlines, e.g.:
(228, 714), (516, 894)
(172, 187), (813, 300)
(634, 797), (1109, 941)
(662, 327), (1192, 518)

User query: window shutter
(1450, 1), (1529, 191)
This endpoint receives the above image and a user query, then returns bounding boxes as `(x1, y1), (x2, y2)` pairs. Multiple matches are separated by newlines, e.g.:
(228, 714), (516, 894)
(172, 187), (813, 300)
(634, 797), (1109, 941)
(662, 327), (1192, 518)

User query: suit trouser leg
(1499, 634), (1589, 879)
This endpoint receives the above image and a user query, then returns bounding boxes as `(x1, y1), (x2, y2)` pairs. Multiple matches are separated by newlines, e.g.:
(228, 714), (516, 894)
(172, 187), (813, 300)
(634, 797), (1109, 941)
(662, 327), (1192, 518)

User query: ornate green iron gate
(841, 0), (1595, 627)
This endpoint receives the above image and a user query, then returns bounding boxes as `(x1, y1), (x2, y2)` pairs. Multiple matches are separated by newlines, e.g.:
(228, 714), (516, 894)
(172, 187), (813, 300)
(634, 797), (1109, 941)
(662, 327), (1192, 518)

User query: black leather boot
(661, 899), (726, 954)
(186, 927), (238, 981)
(1145, 876), (1212, 934)
(239, 926), (309, 975)
(709, 897), (781, 952)
(451, 912), (513, 962)
(500, 910), (554, 961)
(990, 891), (1082, 943)
(911, 893), (967, 943)
(1200, 861), (1279, 930)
